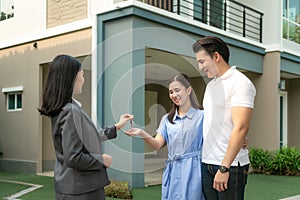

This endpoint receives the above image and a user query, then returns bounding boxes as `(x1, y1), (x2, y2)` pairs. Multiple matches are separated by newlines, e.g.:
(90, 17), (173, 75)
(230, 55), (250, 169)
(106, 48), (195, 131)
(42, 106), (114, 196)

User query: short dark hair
(167, 73), (200, 124)
(39, 54), (82, 117)
(192, 36), (230, 63)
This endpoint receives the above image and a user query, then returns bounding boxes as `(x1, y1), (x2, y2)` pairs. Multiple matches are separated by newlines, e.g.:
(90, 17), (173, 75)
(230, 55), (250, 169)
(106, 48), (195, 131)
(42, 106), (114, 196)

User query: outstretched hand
(124, 128), (144, 137)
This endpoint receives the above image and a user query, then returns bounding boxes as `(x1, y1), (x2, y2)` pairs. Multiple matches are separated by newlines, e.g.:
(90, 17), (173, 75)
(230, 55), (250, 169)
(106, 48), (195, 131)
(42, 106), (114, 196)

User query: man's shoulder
(232, 68), (255, 86)
(232, 67), (251, 80)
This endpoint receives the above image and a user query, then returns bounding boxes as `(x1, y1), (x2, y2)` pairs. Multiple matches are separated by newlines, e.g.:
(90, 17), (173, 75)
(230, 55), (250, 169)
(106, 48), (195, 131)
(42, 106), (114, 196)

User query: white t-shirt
(202, 66), (256, 166)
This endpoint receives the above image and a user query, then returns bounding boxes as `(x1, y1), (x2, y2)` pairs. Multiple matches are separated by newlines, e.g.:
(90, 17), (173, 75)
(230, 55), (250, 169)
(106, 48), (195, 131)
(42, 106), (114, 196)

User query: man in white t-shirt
(192, 36), (256, 200)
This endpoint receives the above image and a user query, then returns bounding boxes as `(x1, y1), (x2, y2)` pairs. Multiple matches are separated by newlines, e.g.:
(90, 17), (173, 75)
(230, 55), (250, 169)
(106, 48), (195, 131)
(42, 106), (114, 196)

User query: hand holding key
(115, 114), (134, 130)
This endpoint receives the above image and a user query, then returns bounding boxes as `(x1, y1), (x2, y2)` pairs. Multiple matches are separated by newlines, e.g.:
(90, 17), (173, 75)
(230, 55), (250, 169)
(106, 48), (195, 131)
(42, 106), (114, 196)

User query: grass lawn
(0, 181), (29, 198)
(1, 171), (300, 199)
(246, 174), (300, 200)
(0, 172), (55, 200)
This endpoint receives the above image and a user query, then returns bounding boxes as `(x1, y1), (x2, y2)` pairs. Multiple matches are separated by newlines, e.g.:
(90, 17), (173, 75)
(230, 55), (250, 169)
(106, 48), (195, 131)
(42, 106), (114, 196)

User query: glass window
(282, 0), (300, 44)
(209, 0), (224, 29)
(283, 0), (287, 17)
(16, 93), (22, 109)
(288, 0), (300, 22)
(6, 92), (22, 111)
(194, 0), (207, 22)
(8, 94), (15, 110)
(194, 0), (224, 29)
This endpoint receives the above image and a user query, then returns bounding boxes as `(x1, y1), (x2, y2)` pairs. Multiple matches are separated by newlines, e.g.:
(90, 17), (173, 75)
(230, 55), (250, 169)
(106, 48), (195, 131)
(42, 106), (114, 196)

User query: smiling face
(195, 50), (219, 78)
(168, 80), (191, 107)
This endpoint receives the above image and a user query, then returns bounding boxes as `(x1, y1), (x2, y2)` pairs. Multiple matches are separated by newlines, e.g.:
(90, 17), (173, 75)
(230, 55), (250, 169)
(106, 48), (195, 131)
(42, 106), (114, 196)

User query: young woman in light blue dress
(125, 74), (205, 200)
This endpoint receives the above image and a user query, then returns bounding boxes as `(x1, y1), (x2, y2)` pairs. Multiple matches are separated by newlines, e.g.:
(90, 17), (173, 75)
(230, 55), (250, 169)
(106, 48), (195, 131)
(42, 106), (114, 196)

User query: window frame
(7, 92), (22, 111)
(2, 86), (23, 112)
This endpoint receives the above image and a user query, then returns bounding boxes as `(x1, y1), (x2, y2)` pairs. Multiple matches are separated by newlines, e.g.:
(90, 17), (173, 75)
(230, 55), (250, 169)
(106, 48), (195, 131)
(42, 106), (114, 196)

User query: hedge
(249, 146), (300, 176)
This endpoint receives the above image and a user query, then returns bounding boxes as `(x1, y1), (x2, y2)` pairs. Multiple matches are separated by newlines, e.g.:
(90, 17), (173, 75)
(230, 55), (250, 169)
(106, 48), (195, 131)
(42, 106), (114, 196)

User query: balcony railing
(140, 0), (263, 43)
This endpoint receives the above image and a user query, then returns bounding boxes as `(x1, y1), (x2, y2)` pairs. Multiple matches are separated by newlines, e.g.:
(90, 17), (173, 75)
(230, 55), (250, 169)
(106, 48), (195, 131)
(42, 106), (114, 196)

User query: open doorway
(40, 63), (55, 174)
(143, 48), (205, 185)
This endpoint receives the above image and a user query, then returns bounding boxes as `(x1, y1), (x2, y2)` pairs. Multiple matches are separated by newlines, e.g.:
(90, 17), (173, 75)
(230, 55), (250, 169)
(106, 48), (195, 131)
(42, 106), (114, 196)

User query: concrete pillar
(97, 18), (145, 188)
(249, 51), (281, 150)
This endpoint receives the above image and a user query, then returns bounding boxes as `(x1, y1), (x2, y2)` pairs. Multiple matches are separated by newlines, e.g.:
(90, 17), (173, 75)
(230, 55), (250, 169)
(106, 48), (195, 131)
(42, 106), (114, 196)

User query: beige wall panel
(47, 0), (88, 28)
(248, 52), (281, 150)
(288, 79), (300, 149)
(0, 29), (92, 173)
(75, 55), (92, 117)
(0, 48), (41, 161)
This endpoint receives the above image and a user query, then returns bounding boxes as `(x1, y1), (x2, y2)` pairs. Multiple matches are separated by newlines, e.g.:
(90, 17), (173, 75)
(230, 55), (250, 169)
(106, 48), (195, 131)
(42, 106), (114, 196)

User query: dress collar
(173, 107), (197, 121)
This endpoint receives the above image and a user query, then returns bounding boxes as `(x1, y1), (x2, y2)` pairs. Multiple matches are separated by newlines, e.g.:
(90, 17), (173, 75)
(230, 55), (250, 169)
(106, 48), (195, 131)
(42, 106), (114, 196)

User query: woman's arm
(99, 114), (134, 141)
(125, 128), (165, 151)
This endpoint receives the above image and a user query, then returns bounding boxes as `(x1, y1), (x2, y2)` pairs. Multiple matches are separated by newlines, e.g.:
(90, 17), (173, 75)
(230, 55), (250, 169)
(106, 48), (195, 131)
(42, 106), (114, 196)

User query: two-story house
(0, 0), (300, 187)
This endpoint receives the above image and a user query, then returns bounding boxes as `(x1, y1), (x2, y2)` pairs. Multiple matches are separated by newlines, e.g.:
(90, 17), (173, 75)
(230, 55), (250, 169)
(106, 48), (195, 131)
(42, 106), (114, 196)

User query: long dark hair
(39, 54), (82, 117)
(167, 74), (200, 124)
(192, 36), (230, 64)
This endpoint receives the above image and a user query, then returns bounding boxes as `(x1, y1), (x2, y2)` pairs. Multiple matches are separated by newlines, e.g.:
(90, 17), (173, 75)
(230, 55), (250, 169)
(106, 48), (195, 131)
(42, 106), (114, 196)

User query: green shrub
(249, 147), (273, 174)
(249, 146), (300, 176)
(271, 146), (300, 176)
(105, 180), (132, 199)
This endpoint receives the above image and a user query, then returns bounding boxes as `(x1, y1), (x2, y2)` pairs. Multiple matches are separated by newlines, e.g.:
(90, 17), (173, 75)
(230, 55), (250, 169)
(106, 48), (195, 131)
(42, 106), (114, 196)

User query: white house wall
(240, 0), (282, 46)
(0, 0), (46, 43)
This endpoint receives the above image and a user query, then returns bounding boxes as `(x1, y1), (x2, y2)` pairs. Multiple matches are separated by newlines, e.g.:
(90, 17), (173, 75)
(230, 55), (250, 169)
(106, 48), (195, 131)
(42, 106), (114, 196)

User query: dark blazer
(51, 100), (117, 195)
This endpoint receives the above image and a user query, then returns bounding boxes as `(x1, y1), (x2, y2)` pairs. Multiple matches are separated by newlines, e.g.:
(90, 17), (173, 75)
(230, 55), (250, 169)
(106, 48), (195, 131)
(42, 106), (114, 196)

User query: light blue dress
(157, 107), (204, 200)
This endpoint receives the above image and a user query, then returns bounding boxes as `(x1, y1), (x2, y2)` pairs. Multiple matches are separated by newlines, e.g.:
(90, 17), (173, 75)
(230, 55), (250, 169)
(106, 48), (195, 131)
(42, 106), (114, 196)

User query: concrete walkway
(40, 157), (165, 186)
(279, 195), (300, 200)
(144, 157), (164, 186)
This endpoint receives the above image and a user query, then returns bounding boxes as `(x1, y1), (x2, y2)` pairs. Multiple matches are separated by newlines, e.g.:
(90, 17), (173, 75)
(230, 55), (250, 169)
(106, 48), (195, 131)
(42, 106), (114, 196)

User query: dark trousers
(201, 163), (249, 200)
(56, 188), (105, 200)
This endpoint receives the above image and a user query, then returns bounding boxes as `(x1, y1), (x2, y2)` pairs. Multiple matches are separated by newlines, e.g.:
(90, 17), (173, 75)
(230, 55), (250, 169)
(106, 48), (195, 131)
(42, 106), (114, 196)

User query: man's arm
(213, 106), (253, 192)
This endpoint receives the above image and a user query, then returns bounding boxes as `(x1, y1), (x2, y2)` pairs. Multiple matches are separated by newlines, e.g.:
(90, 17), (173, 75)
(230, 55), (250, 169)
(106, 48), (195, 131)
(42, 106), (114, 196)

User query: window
(194, 0), (224, 28)
(7, 93), (22, 111)
(194, 0), (207, 22)
(209, 0), (224, 29)
(2, 86), (23, 111)
(0, 0), (14, 21)
(282, 0), (300, 43)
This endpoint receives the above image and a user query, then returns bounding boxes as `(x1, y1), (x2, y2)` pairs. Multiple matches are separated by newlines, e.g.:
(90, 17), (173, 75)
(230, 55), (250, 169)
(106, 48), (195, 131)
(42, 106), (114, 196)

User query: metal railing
(141, 0), (263, 43)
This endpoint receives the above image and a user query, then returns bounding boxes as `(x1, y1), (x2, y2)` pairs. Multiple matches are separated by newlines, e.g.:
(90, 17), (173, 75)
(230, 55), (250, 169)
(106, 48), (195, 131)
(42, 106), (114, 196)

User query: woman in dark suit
(39, 54), (133, 200)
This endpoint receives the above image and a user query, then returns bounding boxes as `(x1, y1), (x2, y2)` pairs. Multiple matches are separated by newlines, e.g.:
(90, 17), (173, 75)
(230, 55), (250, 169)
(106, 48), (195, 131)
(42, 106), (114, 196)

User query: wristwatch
(219, 165), (230, 173)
